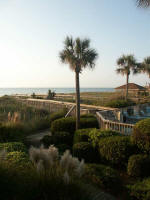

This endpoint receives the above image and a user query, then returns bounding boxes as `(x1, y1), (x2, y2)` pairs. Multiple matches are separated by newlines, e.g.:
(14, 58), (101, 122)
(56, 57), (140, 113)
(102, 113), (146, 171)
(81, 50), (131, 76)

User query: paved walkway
(26, 129), (51, 147)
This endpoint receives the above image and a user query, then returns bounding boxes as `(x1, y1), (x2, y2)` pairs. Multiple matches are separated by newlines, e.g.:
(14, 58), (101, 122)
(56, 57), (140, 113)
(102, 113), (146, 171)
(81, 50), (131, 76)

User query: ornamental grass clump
(29, 145), (85, 184)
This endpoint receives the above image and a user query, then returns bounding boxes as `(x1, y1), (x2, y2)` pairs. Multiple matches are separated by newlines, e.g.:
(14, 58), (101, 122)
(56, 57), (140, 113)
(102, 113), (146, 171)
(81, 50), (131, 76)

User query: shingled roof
(115, 83), (146, 90)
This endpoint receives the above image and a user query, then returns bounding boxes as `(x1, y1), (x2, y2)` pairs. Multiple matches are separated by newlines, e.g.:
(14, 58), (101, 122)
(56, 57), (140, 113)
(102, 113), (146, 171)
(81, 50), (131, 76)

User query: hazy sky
(0, 0), (150, 88)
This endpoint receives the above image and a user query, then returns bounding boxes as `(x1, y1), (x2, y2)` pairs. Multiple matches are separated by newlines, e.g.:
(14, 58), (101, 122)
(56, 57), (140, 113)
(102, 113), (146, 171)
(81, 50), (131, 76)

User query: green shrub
(56, 144), (71, 154)
(98, 136), (135, 166)
(127, 154), (150, 177)
(51, 116), (98, 134)
(128, 178), (150, 200)
(41, 132), (72, 147)
(6, 151), (29, 165)
(73, 142), (100, 163)
(85, 164), (121, 193)
(73, 128), (94, 144)
(0, 142), (27, 152)
(51, 117), (76, 134)
(80, 114), (96, 118)
(105, 99), (135, 108)
(132, 118), (150, 153)
(89, 129), (121, 147)
(50, 109), (67, 123)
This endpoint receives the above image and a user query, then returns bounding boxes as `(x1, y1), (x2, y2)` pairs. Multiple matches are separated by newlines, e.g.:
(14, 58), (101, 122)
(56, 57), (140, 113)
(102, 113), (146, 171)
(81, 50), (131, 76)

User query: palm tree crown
(59, 36), (98, 73)
(116, 55), (138, 76)
(141, 57), (150, 78)
(137, 0), (150, 7)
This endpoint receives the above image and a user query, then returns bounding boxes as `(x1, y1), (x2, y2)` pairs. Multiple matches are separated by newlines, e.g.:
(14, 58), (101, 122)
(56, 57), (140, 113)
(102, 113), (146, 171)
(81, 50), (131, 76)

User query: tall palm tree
(116, 55), (138, 100)
(59, 36), (98, 130)
(137, 0), (150, 7)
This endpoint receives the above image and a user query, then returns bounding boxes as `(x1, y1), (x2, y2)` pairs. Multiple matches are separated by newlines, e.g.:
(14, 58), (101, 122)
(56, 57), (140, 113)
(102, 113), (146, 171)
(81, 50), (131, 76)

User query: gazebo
(115, 83), (146, 96)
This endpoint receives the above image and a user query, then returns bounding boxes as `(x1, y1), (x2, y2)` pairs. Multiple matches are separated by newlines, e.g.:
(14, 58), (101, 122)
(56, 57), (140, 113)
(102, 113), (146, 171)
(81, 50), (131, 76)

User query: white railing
(96, 112), (134, 135)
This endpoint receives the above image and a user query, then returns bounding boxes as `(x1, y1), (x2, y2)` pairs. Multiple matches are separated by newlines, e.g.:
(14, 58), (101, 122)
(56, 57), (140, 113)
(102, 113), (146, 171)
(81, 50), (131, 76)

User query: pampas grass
(29, 145), (85, 184)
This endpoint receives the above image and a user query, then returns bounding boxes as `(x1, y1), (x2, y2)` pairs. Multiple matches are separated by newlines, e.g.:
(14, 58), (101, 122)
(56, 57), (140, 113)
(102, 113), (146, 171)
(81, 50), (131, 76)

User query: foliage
(50, 108), (67, 123)
(88, 129), (121, 147)
(98, 136), (135, 166)
(41, 132), (72, 147)
(73, 142), (99, 163)
(128, 178), (150, 200)
(0, 147), (90, 200)
(105, 99), (135, 108)
(51, 116), (98, 134)
(0, 142), (27, 152)
(0, 96), (51, 141)
(127, 154), (150, 177)
(56, 144), (71, 154)
(84, 164), (121, 193)
(6, 151), (30, 165)
(73, 128), (94, 144)
(0, 122), (26, 142)
(132, 118), (150, 153)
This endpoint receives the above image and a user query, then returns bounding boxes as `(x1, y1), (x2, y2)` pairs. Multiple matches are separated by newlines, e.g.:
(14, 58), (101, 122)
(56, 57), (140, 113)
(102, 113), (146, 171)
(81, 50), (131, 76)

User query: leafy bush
(51, 116), (98, 134)
(41, 132), (72, 147)
(73, 142), (99, 163)
(56, 144), (71, 153)
(105, 99), (135, 108)
(98, 136), (135, 166)
(0, 142), (27, 152)
(51, 117), (76, 134)
(6, 151), (29, 165)
(89, 129), (121, 147)
(132, 118), (150, 153)
(73, 128), (94, 144)
(85, 164), (121, 193)
(50, 109), (67, 123)
(127, 154), (150, 177)
(128, 178), (150, 200)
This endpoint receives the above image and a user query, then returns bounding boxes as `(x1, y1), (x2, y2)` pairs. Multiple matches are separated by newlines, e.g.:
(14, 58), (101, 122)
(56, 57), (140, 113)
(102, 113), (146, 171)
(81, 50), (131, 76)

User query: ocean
(0, 88), (115, 96)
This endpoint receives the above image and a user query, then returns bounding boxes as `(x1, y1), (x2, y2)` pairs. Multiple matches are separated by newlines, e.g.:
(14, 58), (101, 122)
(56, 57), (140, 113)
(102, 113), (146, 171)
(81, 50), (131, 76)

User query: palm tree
(116, 55), (138, 100)
(137, 0), (150, 7)
(60, 36), (98, 129)
(141, 57), (150, 78)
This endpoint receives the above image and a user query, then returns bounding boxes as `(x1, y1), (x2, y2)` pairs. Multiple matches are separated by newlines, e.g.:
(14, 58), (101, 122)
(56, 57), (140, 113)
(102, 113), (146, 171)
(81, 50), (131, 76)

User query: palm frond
(116, 54), (138, 76)
(59, 36), (98, 73)
(137, 0), (150, 7)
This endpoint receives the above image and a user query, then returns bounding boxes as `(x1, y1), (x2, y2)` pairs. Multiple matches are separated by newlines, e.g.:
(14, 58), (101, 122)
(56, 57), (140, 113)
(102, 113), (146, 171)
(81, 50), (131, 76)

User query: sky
(0, 0), (150, 88)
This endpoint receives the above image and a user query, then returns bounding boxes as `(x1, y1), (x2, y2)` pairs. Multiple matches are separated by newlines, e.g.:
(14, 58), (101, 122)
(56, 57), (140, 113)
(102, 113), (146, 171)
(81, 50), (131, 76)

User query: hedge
(132, 118), (150, 153)
(98, 136), (136, 166)
(85, 164), (121, 193)
(6, 151), (30, 165)
(41, 132), (72, 147)
(73, 128), (94, 144)
(51, 116), (98, 134)
(88, 129), (121, 147)
(127, 154), (150, 177)
(73, 142), (100, 163)
(128, 178), (150, 200)
(0, 142), (27, 153)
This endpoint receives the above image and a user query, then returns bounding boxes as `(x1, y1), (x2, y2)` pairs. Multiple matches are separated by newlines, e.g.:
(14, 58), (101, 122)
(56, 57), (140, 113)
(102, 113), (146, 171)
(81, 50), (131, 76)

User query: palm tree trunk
(126, 74), (129, 100)
(75, 70), (80, 130)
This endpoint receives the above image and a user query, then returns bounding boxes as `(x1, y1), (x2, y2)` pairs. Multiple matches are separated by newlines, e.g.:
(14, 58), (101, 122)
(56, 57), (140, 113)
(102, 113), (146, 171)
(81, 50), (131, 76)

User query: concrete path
(26, 129), (51, 147)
